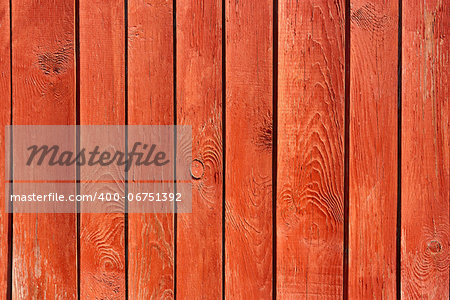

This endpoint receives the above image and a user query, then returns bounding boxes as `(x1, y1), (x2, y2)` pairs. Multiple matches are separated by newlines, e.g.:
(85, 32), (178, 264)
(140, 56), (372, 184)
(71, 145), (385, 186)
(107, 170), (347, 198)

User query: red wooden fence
(0, 0), (448, 299)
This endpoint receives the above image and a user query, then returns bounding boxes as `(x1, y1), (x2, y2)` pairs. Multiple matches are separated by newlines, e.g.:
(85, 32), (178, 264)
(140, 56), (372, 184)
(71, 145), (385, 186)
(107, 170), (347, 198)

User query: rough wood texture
(349, 0), (398, 298)
(277, 0), (345, 298)
(401, 1), (449, 298)
(11, 0), (76, 298)
(128, 0), (174, 298)
(225, 0), (273, 298)
(79, 0), (126, 298)
(177, 0), (223, 298)
(0, 0), (10, 297)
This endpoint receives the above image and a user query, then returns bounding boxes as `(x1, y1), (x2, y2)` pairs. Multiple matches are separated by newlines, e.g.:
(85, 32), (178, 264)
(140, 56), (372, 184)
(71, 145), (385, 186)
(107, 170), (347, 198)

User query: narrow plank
(79, 0), (126, 298)
(11, 0), (76, 298)
(177, 0), (223, 298)
(277, 0), (345, 298)
(0, 0), (10, 297)
(225, 0), (273, 298)
(127, 0), (174, 298)
(349, 0), (398, 298)
(401, 1), (449, 298)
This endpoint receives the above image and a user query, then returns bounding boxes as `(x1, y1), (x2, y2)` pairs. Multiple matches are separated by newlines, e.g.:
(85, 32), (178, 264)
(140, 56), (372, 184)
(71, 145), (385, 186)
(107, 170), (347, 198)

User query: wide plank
(79, 0), (126, 298)
(176, 0), (223, 298)
(349, 0), (398, 298)
(401, 0), (449, 298)
(225, 0), (273, 298)
(277, 0), (345, 298)
(11, 0), (76, 298)
(0, 0), (10, 297)
(128, 0), (174, 298)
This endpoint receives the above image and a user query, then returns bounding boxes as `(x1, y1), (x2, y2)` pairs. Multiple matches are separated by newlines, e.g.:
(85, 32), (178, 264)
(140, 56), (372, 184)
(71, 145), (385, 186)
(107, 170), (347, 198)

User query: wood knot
(190, 159), (205, 180)
(427, 240), (442, 254)
(254, 111), (272, 152)
(36, 41), (72, 76)
(351, 3), (392, 33)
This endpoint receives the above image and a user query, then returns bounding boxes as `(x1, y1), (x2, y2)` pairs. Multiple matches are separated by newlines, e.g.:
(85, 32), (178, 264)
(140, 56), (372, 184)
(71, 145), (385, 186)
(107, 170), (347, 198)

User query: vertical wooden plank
(79, 0), (125, 298)
(349, 0), (398, 298)
(277, 0), (345, 298)
(11, 0), (76, 298)
(402, 1), (449, 298)
(0, 0), (10, 297)
(177, 0), (222, 298)
(128, 0), (174, 298)
(225, 0), (272, 298)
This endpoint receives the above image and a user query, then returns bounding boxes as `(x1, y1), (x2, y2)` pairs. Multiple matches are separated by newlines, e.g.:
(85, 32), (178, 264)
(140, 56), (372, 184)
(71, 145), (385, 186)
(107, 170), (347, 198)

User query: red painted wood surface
(277, 0), (345, 298)
(401, 0), (449, 298)
(225, 0), (273, 298)
(79, 0), (126, 298)
(0, 1), (449, 298)
(11, 0), (76, 298)
(128, 0), (174, 298)
(349, 0), (398, 298)
(177, 0), (223, 298)
(0, 0), (10, 297)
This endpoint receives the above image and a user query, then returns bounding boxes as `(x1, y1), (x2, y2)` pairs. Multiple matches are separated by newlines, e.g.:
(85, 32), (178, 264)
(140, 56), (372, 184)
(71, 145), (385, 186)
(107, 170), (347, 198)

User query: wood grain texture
(0, 0), (10, 297)
(128, 0), (174, 298)
(11, 0), (76, 298)
(177, 0), (223, 298)
(277, 0), (345, 298)
(349, 0), (398, 298)
(79, 0), (126, 298)
(401, 1), (449, 298)
(225, 0), (273, 298)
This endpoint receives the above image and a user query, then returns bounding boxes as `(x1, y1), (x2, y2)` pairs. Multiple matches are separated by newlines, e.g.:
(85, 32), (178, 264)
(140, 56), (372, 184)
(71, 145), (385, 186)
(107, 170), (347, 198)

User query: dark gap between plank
(343, 0), (351, 298)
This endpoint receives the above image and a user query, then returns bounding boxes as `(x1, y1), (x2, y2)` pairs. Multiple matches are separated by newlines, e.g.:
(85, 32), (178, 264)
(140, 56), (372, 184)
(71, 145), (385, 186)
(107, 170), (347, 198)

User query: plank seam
(221, 0), (226, 298)
(75, 0), (81, 298)
(173, 0), (177, 297)
(343, 0), (351, 298)
(272, 0), (278, 298)
(396, 0), (402, 298)
(124, 0), (129, 297)
(7, 0), (13, 297)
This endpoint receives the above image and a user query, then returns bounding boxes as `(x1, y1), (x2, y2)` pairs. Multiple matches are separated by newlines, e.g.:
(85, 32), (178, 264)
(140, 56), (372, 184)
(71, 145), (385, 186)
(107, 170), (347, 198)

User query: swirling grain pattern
(0, 0), (10, 297)
(225, 0), (273, 298)
(128, 0), (175, 297)
(402, 1), (449, 298)
(278, 1), (345, 298)
(11, 0), (77, 298)
(176, 0), (223, 297)
(79, 0), (126, 298)
(349, 0), (398, 298)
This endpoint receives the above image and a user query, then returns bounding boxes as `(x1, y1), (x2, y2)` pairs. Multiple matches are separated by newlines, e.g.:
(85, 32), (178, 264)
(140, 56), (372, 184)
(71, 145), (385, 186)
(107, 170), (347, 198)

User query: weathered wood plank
(225, 0), (273, 298)
(0, 0), (10, 297)
(11, 0), (76, 298)
(128, 0), (174, 298)
(176, 0), (223, 298)
(401, 1), (449, 298)
(349, 0), (398, 298)
(79, 0), (126, 298)
(277, 0), (345, 298)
